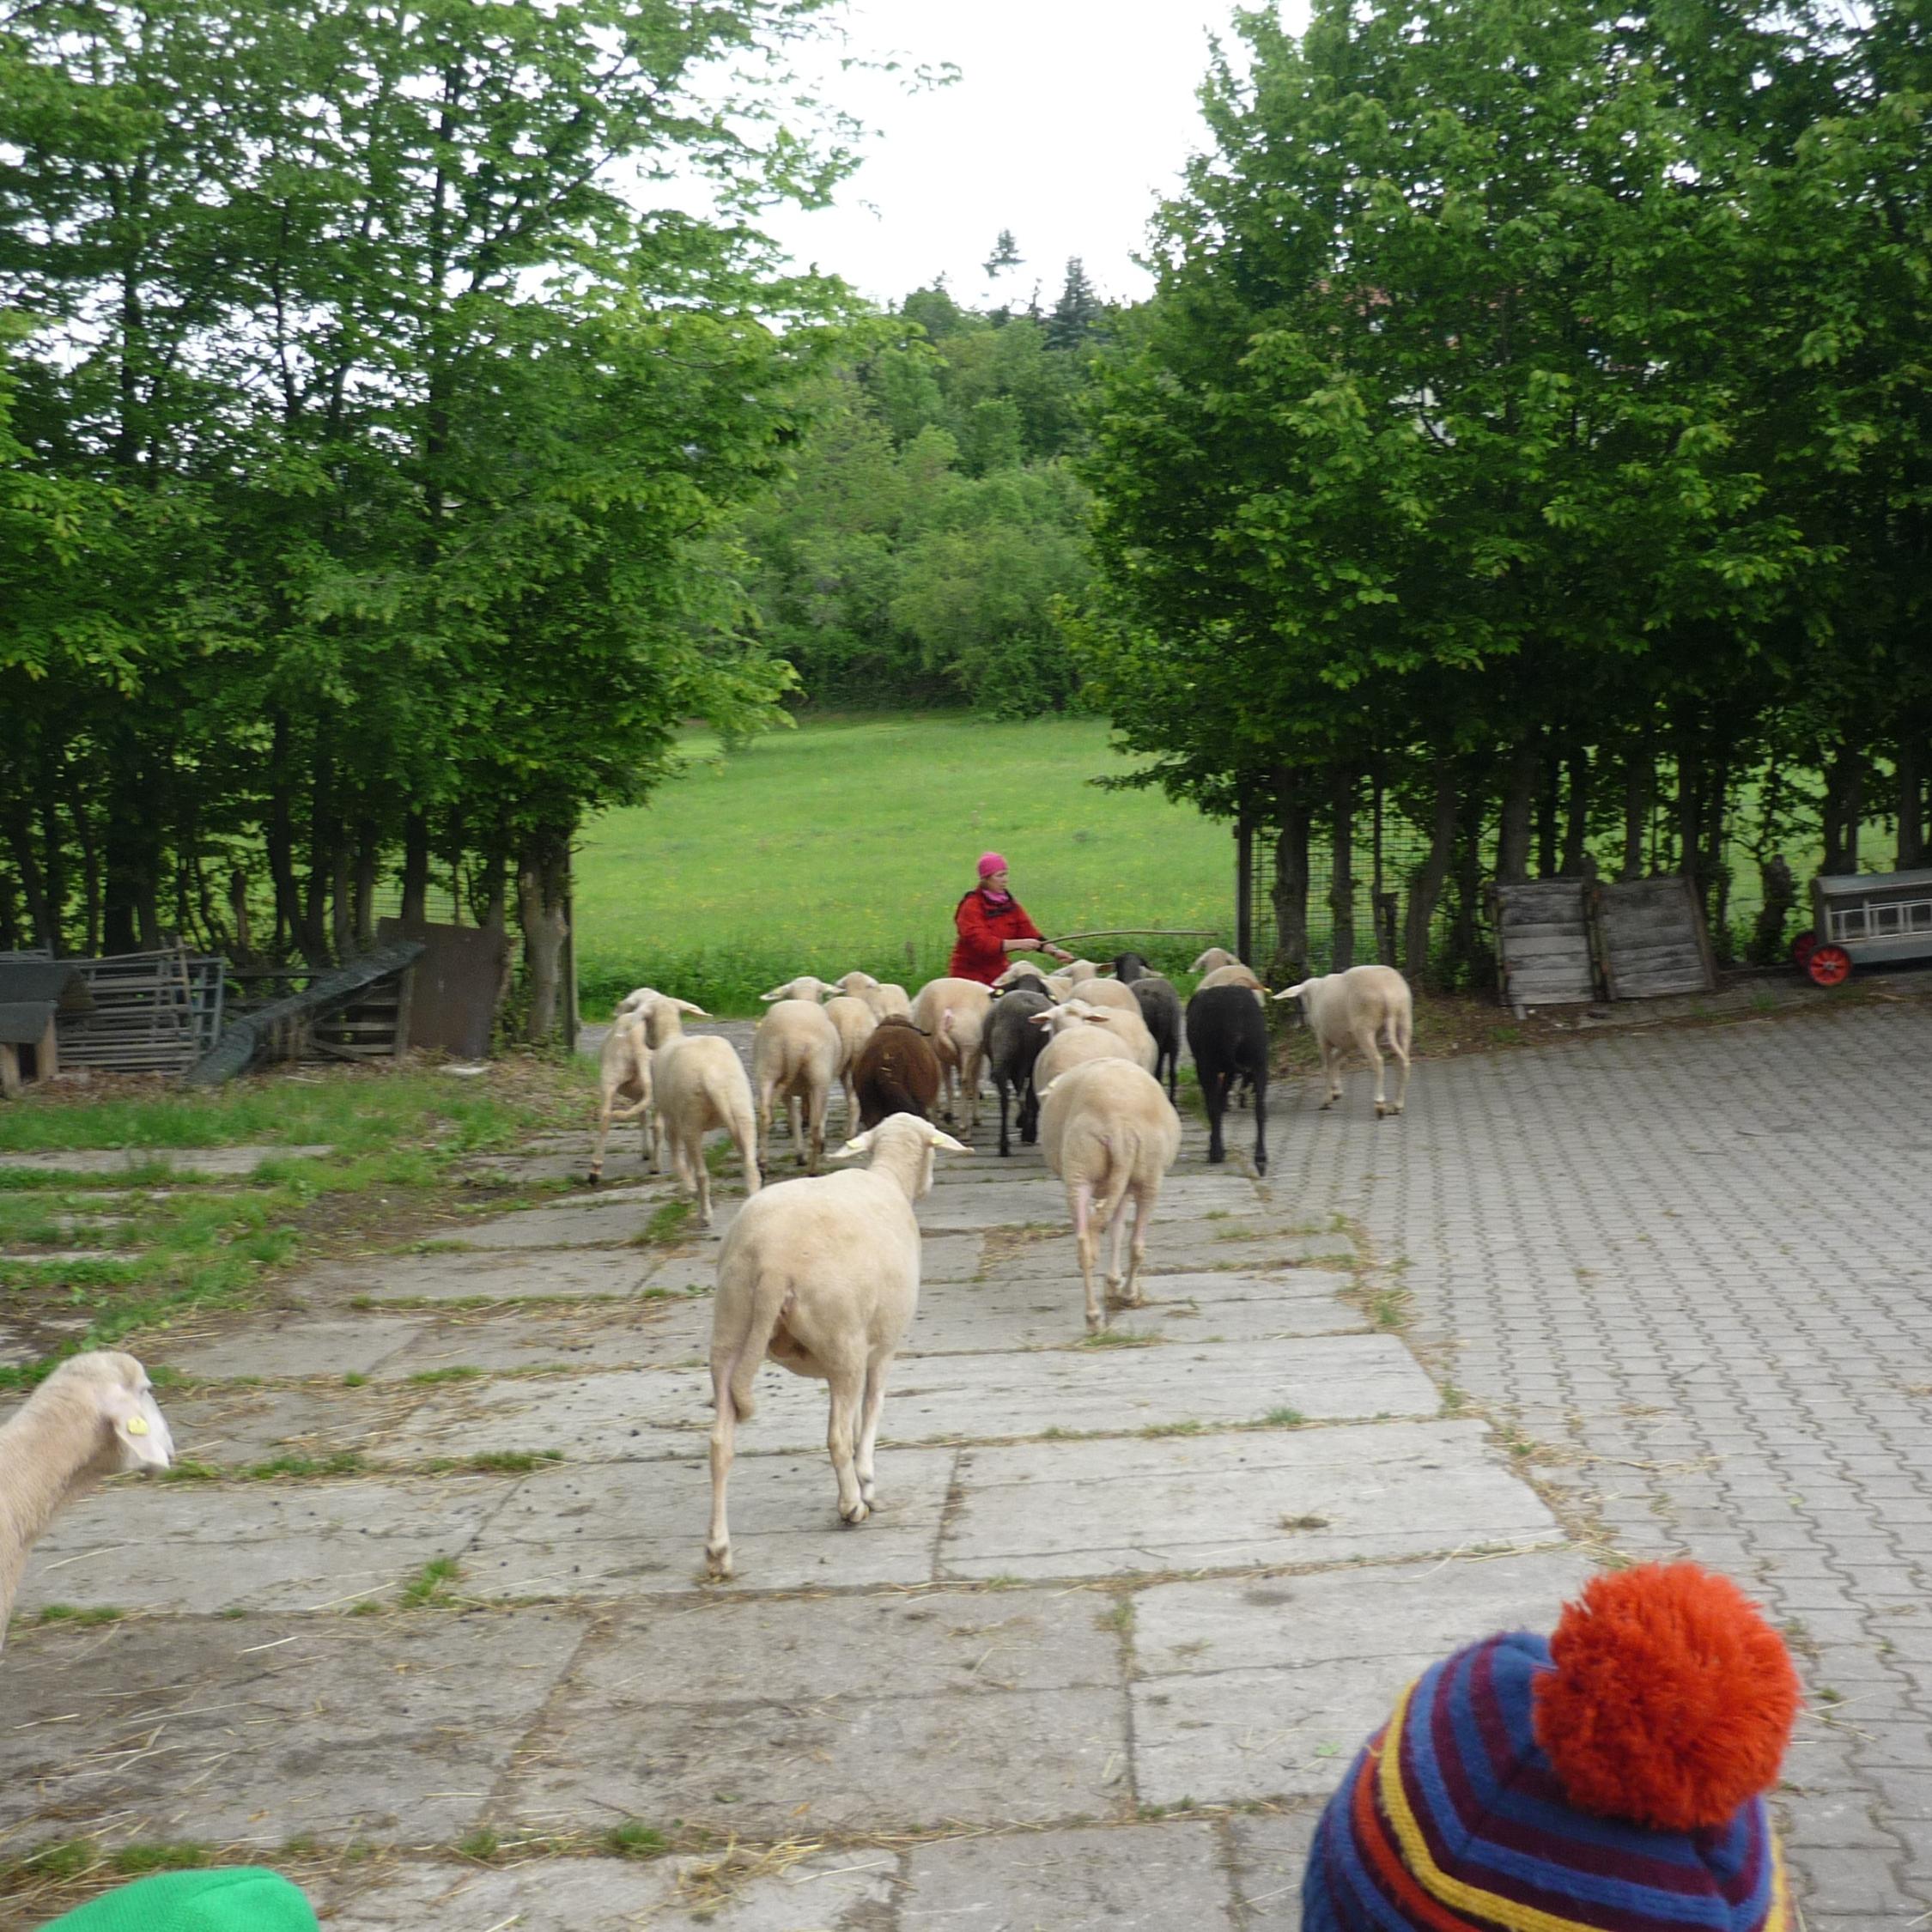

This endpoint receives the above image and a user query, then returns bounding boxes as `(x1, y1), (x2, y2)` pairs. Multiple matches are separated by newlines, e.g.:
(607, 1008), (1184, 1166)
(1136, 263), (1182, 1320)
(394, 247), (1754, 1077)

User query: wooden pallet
(1590, 876), (1716, 999)
(1491, 880), (1599, 1013)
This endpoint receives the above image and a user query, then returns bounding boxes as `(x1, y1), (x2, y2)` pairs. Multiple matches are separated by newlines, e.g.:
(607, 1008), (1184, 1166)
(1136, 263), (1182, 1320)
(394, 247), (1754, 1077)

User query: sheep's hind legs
(1103, 1189), (1133, 1307)
(705, 1384), (737, 1578)
(1072, 1181), (1104, 1330)
(827, 1364), (869, 1523)
(855, 1356), (890, 1508)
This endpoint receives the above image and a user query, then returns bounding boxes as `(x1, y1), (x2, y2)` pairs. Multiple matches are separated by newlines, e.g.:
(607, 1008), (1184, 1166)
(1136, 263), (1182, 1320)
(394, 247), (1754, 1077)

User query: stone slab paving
(0, 1145), (333, 1176)
(376, 1333), (1437, 1464)
(3, 1020), (1594, 1930)
(1265, 992), (1932, 1924)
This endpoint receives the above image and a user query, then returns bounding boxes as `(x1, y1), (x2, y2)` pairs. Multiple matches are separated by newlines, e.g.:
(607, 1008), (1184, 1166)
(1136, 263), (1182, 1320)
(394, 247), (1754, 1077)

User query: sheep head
(50, 1352), (174, 1474)
(762, 976), (835, 1004)
(835, 1115), (970, 1200)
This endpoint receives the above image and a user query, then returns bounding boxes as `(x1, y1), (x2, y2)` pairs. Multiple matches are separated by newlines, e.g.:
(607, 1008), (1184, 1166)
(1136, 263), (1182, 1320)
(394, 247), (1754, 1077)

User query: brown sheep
(852, 1016), (941, 1130)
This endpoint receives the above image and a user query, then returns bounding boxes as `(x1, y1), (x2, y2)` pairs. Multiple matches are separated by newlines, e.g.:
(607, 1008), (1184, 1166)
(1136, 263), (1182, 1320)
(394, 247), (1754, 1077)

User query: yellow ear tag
(125, 1415), (149, 1436)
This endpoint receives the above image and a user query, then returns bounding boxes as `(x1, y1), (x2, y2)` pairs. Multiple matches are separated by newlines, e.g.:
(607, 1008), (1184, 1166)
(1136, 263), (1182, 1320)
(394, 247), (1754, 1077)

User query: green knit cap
(37, 1870), (318, 1932)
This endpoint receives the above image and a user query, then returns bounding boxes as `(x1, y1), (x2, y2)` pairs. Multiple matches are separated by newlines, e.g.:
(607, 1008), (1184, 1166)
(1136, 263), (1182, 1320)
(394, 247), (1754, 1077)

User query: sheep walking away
(705, 1115), (969, 1578)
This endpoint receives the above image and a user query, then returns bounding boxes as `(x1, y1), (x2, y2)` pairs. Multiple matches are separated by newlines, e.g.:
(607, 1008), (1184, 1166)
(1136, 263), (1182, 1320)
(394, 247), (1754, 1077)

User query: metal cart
(1794, 868), (1932, 985)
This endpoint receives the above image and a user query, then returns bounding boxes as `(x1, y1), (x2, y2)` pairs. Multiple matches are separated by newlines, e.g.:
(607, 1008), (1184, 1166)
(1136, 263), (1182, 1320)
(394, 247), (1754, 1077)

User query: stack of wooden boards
(1491, 875), (1717, 1015)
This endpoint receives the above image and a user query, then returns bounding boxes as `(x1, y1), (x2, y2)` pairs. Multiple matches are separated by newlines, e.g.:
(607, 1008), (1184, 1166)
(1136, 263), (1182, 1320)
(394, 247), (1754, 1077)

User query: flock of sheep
(593, 951), (1413, 1578)
(0, 951), (1417, 1634)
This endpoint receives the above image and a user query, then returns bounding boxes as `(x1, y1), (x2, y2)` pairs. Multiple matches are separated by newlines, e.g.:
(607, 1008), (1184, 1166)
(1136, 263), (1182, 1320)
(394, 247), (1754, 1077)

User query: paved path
(4, 997), (1924, 1926)
(1272, 993), (1932, 1928)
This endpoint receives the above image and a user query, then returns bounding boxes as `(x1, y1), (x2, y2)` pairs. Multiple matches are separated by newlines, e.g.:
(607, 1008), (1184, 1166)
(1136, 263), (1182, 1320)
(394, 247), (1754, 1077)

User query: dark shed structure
(0, 957), (94, 1096)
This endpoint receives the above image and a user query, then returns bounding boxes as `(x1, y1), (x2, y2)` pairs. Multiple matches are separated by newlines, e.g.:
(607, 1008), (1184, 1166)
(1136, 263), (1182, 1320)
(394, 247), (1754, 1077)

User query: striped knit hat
(1303, 1564), (1801, 1930)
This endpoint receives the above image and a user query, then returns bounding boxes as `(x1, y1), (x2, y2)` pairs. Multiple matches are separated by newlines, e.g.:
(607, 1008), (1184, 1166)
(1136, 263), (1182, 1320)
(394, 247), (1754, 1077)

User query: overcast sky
(751, 1), (1309, 310)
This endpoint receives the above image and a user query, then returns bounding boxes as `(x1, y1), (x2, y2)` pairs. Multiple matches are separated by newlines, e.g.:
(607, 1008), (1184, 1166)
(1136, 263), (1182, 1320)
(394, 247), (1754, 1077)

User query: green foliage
(734, 284), (1109, 714)
(1077, 0), (1932, 978)
(0, 0), (856, 1031)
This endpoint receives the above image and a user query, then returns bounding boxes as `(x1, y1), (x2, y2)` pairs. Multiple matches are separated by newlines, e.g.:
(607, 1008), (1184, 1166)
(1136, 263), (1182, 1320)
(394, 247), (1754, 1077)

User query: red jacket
(950, 890), (1045, 984)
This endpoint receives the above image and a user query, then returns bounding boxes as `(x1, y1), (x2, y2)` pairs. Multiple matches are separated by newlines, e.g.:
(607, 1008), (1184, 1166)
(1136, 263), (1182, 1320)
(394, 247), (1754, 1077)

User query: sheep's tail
(716, 1270), (793, 1422)
(1080, 1120), (1141, 1228)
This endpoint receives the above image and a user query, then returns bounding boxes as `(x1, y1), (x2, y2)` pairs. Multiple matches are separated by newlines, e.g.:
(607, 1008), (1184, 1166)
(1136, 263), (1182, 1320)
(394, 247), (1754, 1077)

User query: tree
(0, 0), (856, 1034)
(1045, 258), (1103, 351)
(982, 229), (1024, 282)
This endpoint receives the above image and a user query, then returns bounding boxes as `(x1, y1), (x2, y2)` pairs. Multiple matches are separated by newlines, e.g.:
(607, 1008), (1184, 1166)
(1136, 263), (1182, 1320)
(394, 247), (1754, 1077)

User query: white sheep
(762, 975), (838, 1005)
(1066, 976), (1142, 1018)
(1198, 961), (1268, 1005)
(826, 971), (914, 1023)
(2, 1352), (173, 1644)
(821, 995), (879, 1119)
(1274, 964), (1414, 1117)
(908, 976), (993, 1129)
(1190, 946), (1241, 974)
(1030, 997), (1158, 1083)
(1061, 958), (1103, 982)
(1039, 1059), (1182, 1330)
(704, 1114), (969, 1578)
(751, 998), (841, 1172)
(637, 994), (762, 1225)
(588, 1010), (654, 1184)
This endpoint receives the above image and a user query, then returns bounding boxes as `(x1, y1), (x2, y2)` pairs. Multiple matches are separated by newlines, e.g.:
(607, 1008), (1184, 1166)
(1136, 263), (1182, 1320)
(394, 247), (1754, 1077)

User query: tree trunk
(1898, 738), (1927, 870)
(1674, 736), (1701, 886)
(39, 796), (69, 956)
(1449, 787), (1488, 987)
(1496, 739), (1540, 884)
(1821, 747), (1862, 875)
(518, 828), (571, 1044)
(1702, 758), (1733, 964)
(1535, 746), (1560, 878)
(1621, 733), (1652, 881)
(1561, 743), (1591, 877)
(1327, 764), (1356, 972)
(300, 742), (334, 967)
(1405, 758), (1459, 984)
(1268, 791), (1311, 983)
(229, 869), (253, 961)
(400, 811), (430, 924)
(331, 840), (354, 961)
(1749, 855), (1795, 965)
(5, 811), (54, 951)
(352, 821), (380, 949)
(68, 781), (102, 955)
(266, 715), (302, 961)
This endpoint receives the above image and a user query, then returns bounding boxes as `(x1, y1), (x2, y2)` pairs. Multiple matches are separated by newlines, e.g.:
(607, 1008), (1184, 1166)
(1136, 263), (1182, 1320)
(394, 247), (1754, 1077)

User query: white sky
(751, 1), (1309, 309)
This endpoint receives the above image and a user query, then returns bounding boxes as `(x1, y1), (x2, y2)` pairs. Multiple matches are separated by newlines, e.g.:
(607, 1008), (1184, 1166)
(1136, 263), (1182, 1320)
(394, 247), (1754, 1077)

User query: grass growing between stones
(0, 1060), (590, 1389)
(398, 1556), (463, 1607)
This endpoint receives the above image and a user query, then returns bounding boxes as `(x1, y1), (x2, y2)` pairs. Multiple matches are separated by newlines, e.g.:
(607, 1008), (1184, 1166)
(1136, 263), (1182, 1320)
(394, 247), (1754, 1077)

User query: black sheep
(984, 987), (1051, 1155)
(1184, 983), (1268, 1175)
(1111, 951), (1152, 983)
(1128, 975), (1183, 1101)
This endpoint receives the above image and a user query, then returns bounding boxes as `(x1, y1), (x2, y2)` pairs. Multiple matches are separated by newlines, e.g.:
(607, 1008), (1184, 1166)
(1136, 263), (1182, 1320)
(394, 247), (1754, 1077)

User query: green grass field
(574, 713), (1235, 1014)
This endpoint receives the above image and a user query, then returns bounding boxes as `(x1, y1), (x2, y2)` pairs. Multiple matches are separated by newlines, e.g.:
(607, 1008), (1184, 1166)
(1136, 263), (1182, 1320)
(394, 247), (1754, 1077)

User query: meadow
(574, 713), (1236, 1014)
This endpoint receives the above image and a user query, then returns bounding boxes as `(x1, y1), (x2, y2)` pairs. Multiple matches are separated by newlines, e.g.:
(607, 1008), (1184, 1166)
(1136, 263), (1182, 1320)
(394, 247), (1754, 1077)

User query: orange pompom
(1532, 1564), (1801, 1831)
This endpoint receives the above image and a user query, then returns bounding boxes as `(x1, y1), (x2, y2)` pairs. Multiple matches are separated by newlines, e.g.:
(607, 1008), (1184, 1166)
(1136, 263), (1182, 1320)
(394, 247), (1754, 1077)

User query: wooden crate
(1491, 880), (1599, 1013)
(1590, 877), (1716, 1000)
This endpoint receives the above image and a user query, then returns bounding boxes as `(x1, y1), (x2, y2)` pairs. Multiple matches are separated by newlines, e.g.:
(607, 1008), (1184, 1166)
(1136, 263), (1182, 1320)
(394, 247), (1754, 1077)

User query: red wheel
(1807, 944), (1851, 987)
(1790, 931), (1818, 967)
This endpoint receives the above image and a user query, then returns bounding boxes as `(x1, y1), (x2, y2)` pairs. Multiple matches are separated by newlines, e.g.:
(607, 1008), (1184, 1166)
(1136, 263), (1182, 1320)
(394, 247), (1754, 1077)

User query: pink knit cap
(977, 852), (1009, 879)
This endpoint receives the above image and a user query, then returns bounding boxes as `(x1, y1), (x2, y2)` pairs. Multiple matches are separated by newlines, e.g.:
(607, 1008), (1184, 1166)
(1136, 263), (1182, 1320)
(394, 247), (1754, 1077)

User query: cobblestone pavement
(1268, 993), (1932, 1928)
(3, 998), (1922, 1927)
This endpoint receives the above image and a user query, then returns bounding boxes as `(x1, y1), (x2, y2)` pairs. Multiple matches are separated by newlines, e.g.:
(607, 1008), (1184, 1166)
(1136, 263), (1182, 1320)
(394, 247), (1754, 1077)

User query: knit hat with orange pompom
(1303, 1563), (1802, 1930)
